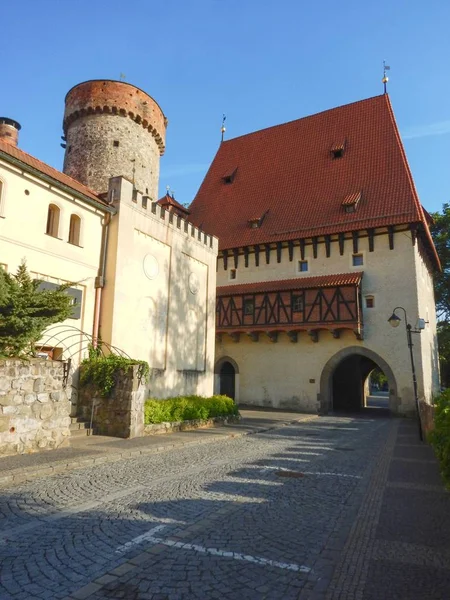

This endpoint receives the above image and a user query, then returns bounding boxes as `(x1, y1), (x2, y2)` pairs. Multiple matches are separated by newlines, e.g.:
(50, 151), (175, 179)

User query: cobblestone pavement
(0, 414), (449, 599)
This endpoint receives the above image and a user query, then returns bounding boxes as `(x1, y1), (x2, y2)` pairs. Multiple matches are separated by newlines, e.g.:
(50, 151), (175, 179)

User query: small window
(113, 140), (119, 147)
(330, 141), (345, 159)
(222, 167), (238, 184)
(365, 296), (374, 308)
(46, 204), (60, 238)
(229, 269), (237, 280)
(142, 196), (148, 209)
(344, 205), (356, 213)
(68, 214), (81, 246)
(132, 189), (138, 203)
(298, 260), (308, 273)
(243, 299), (254, 316)
(292, 295), (304, 312)
(352, 253), (364, 266)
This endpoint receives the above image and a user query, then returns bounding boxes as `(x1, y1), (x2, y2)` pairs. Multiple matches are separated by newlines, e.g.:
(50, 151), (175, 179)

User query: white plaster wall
(102, 177), (218, 399)
(413, 241), (440, 402)
(216, 230), (435, 414)
(0, 159), (104, 358)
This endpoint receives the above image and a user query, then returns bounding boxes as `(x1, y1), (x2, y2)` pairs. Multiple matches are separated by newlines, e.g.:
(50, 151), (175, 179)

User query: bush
(144, 395), (239, 424)
(80, 354), (149, 397)
(428, 388), (450, 486)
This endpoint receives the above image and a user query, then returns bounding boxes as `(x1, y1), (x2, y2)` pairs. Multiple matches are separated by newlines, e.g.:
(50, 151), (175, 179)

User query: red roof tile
(157, 193), (189, 214)
(0, 140), (107, 206)
(217, 272), (363, 296)
(189, 95), (439, 268)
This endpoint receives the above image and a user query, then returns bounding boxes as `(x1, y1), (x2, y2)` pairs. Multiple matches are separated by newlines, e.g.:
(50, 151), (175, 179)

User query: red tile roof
(189, 95), (439, 268)
(217, 272), (363, 297)
(0, 140), (107, 206)
(157, 192), (189, 214)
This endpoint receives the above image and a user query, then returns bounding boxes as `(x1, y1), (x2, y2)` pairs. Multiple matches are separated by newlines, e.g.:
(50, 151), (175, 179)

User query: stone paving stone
(388, 456), (443, 485)
(376, 487), (450, 548)
(0, 413), (448, 600)
(363, 559), (450, 600)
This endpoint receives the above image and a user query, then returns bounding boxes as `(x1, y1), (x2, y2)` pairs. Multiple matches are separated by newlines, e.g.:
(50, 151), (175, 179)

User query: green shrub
(428, 388), (450, 486)
(144, 395), (239, 424)
(80, 354), (149, 397)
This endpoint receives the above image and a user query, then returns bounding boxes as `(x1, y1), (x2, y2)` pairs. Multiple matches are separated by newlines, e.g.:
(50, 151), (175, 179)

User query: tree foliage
(0, 262), (74, 357)
(431, 203), (450, 321)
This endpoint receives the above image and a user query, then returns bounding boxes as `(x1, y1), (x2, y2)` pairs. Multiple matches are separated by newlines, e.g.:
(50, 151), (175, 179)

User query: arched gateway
(214, 357), (239, 401)
(318, 346), (399, 414)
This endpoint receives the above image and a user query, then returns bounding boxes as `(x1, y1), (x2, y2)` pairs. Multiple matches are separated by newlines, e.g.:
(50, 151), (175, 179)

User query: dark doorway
(332, 354), (384, 412)
(219, 361), (236, 399)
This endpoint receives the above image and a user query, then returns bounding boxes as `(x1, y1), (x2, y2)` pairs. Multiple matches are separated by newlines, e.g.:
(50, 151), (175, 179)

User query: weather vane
(120, 73), (126, 81)
(221, 114), (226, 143)
(382, 61), (390, 94)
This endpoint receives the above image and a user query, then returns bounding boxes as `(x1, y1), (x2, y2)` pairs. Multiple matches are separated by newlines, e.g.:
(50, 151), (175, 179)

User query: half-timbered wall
(217, 284), (361, 333)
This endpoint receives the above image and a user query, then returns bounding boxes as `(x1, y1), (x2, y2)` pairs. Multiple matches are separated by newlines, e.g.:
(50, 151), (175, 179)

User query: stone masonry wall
(78, 365), (145, 438)
(0, 359), (72, 456)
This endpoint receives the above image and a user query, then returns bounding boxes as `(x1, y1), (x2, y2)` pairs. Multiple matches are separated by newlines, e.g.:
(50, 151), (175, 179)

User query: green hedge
(144, 395), (239, 424)
(428, 388), (450, 486)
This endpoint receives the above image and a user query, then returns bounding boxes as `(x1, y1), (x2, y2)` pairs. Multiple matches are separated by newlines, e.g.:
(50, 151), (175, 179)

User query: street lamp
(388, 306), (423, 441)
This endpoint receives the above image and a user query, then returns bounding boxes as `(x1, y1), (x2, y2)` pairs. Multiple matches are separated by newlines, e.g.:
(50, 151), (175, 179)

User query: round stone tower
(62, 80), (167, 198)
(0, 118), (21, 147)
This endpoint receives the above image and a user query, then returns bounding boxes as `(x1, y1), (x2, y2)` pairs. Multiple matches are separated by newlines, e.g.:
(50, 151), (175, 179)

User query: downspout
(92, 212), (111, 348)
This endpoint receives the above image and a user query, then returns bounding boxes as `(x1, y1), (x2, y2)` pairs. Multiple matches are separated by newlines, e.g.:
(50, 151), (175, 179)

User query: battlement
(64, 80), (166, 154)
(107, 176), (218, 253)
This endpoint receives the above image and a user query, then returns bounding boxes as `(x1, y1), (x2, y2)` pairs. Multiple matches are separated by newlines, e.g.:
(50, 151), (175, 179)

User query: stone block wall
(0, 359), (72, 456)
(78, 365), (145, 438)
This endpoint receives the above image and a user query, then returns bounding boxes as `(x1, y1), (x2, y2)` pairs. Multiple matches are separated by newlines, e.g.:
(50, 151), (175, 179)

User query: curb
(0, 415), (317, 490)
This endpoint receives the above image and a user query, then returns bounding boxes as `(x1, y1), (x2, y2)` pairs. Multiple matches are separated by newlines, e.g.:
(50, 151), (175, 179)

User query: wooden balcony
(216, 272), (364, 343)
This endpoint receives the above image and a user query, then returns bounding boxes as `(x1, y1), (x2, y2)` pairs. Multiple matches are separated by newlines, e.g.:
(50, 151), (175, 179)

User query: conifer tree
(0, 262), (73, 357)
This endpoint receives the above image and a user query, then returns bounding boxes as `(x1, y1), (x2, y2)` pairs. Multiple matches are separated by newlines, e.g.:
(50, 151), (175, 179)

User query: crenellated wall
(100, 176), (218, 399)
(63, 80), (167, 197)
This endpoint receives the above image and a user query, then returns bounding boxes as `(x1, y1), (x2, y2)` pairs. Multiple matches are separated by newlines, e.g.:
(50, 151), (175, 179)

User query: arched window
(68, 214), (81, 246)
(46, 204), (60, 238)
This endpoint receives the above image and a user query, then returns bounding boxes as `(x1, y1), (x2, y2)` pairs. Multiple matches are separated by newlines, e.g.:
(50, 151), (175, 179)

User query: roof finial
(382, 61), (390, 94)
(221, 114), (226, 143)
(166, 184), (171, 197)
(120, 72), (126, 81)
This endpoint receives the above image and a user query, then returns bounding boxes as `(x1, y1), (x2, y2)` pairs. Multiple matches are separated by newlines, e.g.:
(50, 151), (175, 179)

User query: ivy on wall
(80, 353), (149, 397)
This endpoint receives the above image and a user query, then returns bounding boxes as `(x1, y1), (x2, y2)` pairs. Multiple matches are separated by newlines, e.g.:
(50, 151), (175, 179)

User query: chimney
(0, 118), (21, 147)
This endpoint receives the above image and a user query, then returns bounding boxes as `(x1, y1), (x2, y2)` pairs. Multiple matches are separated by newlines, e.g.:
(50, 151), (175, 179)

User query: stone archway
(318, 346), (399, 414)
(214, 356), (240, 402)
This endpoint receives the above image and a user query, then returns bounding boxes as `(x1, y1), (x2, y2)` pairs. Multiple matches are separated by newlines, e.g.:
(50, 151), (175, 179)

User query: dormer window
(222, 167), (238, 184)
(342, 191), (361, 213)
(248, 217), (260, 229)
(247, 210), (269, 229)
(330, 141), (346, 159)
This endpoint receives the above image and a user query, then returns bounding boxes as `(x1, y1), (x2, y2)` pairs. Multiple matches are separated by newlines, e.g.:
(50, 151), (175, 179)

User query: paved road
(0, 414), (449, 599)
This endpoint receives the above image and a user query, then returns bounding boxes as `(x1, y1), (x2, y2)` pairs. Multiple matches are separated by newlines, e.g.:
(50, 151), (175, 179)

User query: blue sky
(2, 0), (450, 213)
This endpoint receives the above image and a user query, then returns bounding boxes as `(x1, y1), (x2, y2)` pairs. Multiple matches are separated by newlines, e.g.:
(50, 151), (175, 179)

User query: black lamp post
(387, 306), (423, 441)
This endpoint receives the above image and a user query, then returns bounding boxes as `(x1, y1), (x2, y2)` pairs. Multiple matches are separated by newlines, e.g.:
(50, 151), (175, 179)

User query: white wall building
(0, 81), (218, 413)
(189, 94), (440, 415)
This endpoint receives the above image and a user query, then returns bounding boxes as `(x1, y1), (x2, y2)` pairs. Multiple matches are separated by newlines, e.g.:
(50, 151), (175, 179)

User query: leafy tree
(437, 322), (450, 389)
(0, 262), (74, 357)
(431, 204), (450, 389)
(431, 203), (450, 321)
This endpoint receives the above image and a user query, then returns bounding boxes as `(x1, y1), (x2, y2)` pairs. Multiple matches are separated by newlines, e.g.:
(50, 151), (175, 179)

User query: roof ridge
(0, 140), (101, 200)
(222, 94), (387, 144)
